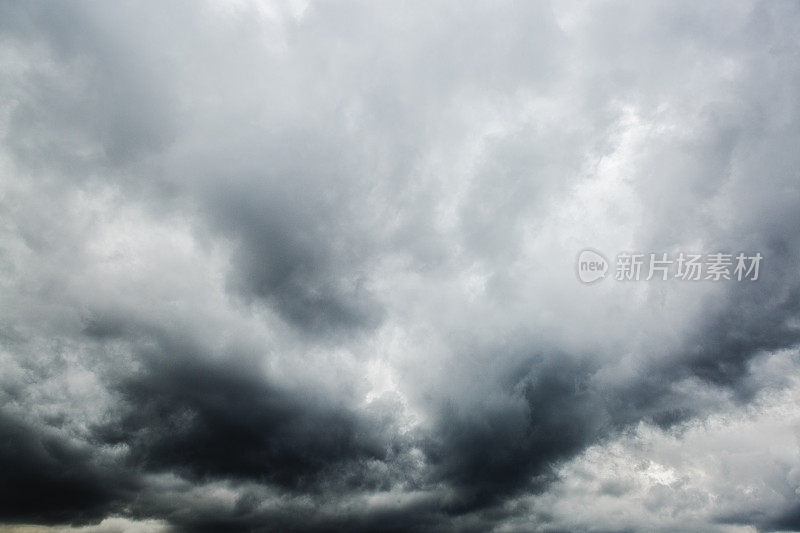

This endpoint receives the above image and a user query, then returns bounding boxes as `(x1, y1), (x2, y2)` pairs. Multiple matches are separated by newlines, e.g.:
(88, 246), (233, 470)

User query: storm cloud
(2, 1), (800, 531)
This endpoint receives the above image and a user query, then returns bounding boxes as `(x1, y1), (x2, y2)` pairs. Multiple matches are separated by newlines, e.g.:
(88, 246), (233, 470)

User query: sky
(1, 1), (800, 532)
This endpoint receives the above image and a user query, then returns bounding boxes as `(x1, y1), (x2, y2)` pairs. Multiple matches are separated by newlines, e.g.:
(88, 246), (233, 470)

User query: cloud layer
(1, 1), (800, 531)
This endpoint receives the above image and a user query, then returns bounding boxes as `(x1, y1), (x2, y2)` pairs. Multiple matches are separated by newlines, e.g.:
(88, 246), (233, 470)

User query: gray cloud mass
(2, 1), (800, 531)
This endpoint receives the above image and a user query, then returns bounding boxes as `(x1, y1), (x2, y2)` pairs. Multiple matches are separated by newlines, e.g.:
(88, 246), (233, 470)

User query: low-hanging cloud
(2, 1), (800, 531)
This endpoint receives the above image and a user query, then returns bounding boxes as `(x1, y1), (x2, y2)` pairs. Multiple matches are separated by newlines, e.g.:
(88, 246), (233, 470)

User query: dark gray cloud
(94, 337), (397, 490)
(0, 411), (138, 525)
(2, 1), (800, 532)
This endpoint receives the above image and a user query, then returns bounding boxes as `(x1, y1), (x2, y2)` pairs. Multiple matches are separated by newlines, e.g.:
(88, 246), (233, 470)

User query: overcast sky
(1, 1), (800, 532)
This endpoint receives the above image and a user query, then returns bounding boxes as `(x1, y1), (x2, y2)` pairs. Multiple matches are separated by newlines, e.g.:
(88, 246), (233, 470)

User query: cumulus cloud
(1, 0), (800, 531)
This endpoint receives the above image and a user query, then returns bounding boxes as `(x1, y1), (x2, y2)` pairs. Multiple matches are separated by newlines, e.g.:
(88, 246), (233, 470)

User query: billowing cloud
(1, 0), (800, 531)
